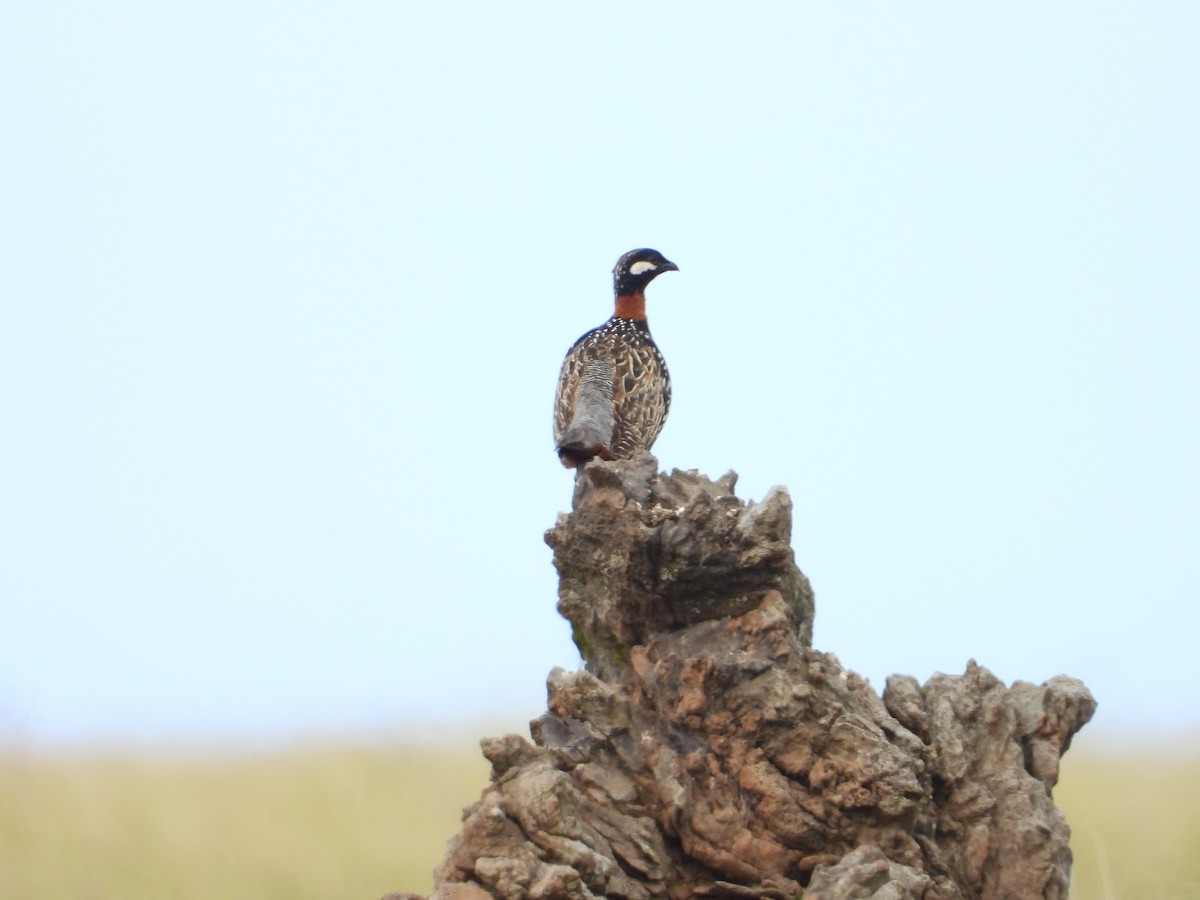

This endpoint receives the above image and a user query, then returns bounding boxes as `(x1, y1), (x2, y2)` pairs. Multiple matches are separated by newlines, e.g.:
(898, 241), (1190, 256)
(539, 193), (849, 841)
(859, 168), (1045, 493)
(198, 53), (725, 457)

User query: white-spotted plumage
(553, 249), (677, 469)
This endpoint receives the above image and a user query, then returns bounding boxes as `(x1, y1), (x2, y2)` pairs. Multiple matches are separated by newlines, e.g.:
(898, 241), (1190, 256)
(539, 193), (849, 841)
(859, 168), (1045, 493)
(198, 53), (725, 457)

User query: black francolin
(553, 248), (677, 468)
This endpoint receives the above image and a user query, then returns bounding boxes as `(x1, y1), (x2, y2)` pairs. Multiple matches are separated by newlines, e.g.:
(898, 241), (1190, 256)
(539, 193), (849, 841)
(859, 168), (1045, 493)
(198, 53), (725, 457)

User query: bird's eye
(628, 261), (658, 276)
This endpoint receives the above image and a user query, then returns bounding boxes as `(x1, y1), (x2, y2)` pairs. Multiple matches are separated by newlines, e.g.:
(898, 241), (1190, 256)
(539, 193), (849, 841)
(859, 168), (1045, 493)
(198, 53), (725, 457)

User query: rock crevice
(390, 455), (1094, 900)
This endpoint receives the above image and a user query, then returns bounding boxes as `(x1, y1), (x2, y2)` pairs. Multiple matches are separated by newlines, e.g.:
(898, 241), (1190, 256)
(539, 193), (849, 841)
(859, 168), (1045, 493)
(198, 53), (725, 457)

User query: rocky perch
(389, 455), (1096, 900)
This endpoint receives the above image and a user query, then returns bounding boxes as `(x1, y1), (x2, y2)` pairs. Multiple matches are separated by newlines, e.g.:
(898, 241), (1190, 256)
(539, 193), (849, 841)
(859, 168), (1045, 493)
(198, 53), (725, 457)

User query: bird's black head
(612, 248), (678, 296)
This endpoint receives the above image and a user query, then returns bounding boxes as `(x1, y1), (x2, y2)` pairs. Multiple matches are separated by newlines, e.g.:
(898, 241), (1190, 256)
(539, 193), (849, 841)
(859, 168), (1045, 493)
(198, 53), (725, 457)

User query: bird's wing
(609, 340), (669, 459)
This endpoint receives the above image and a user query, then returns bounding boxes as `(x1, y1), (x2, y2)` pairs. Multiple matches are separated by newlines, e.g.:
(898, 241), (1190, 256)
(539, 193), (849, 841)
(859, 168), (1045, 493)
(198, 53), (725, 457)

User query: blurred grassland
(1, 737), (1198, 900)
(1056, 742), (1200, 900)
(0, 741), (490, 900)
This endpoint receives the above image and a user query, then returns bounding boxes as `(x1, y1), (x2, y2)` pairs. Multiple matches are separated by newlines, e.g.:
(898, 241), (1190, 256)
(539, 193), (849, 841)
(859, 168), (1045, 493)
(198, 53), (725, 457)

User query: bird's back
(554, 316), (670, 467)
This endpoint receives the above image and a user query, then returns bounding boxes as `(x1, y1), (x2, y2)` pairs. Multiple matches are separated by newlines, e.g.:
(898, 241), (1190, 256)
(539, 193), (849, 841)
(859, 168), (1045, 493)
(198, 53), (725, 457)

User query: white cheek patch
(629, 260), (658, 276)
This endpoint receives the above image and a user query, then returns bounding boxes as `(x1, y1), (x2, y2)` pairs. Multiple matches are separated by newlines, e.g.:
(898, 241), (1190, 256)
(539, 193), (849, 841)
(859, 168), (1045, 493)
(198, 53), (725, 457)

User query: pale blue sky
(2, 3), (1197, 744)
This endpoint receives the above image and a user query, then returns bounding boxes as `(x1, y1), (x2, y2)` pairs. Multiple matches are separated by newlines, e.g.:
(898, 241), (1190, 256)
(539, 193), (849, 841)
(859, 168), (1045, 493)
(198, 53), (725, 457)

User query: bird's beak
(661, 260), (679, 272)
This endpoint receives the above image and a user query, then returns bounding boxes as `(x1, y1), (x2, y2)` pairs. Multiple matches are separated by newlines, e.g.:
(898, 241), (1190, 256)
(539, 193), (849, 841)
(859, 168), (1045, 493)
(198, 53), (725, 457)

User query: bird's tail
(556, 424), (613, 468)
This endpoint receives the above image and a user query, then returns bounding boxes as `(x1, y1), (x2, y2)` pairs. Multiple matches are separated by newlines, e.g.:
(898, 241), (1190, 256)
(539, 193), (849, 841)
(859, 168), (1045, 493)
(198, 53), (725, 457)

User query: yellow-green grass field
(1057, 741), (1200, 899)
(1, 735), (1197, 900)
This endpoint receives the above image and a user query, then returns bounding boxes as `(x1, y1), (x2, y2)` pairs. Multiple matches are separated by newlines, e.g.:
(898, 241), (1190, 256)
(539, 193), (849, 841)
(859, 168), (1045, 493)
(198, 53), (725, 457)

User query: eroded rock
(393, 454), (1094, 900)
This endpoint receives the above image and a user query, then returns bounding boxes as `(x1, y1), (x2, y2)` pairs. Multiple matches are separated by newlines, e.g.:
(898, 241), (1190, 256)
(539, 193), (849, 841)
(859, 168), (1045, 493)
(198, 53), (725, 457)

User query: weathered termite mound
(388, 454), (1095, 900)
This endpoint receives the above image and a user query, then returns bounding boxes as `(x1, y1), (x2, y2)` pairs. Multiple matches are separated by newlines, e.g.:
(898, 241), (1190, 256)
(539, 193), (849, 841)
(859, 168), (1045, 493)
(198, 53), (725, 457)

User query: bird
(553, 248), (678, 468)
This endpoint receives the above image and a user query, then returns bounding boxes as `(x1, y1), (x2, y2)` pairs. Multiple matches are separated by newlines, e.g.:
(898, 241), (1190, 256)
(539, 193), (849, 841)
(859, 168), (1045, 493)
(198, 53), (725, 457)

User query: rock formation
(387, 454), (1095, 900)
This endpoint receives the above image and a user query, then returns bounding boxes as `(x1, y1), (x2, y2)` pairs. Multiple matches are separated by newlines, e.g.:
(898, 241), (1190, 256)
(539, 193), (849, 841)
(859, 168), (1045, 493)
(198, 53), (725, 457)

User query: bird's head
(612, 248), (678, 297)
